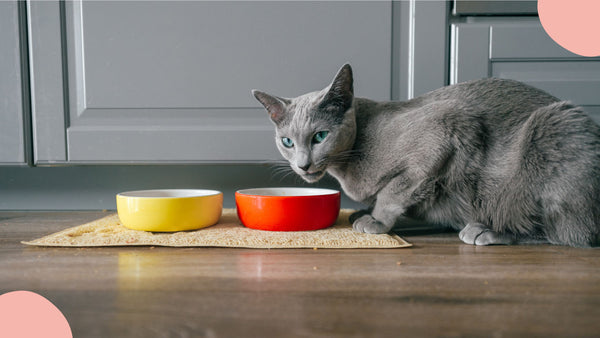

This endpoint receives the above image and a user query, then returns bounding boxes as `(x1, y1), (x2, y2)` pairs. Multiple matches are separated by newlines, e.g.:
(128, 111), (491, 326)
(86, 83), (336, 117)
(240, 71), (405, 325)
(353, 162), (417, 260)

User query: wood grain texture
(1, 212), (599, 337)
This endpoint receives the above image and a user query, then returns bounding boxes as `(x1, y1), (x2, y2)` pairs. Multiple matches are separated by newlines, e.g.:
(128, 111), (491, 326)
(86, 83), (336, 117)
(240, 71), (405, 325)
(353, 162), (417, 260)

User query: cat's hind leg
(459, 223), (516, 245)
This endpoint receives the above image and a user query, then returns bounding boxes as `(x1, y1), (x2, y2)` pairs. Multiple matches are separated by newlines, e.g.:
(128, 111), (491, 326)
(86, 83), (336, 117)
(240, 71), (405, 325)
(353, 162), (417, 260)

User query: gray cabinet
(451, 18), (600, 122)
(0, 1), (28, 166)
(28, 0), (392, 164)
(23, 1), (600, 166)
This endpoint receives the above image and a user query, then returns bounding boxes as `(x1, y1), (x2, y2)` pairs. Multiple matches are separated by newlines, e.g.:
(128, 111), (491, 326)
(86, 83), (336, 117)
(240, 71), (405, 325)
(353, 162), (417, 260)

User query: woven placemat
(22, 209), (411, 249)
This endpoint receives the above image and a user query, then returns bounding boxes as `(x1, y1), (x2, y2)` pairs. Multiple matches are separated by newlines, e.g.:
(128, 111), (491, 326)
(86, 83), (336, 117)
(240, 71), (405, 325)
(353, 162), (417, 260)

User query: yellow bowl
(116, 189), (223, 232)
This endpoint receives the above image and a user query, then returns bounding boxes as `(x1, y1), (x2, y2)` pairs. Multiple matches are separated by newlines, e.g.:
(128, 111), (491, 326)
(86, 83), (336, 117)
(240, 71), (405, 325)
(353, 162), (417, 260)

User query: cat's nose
(298, 163), (311, 172)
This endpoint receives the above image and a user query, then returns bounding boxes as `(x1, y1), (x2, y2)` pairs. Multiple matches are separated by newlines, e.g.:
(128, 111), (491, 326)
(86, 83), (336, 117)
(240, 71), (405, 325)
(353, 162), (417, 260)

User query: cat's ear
(252, 90), (290, 124)
(319, 63), (354, 113)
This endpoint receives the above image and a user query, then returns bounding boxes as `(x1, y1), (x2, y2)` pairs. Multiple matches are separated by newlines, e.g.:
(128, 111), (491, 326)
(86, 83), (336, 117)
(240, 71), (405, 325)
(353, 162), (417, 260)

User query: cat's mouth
(301, 170), (326, 183)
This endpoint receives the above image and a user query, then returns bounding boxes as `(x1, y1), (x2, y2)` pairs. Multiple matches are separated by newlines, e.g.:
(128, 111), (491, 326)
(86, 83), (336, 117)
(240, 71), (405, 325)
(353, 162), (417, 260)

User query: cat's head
(252, 64), (357, 183)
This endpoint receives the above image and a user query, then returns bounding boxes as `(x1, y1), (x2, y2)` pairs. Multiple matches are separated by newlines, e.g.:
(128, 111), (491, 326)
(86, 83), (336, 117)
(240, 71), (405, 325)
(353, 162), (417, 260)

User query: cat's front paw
(349, 209), (370, 224)
(352, 215), (393, 234)
(459, 223), (515, 245)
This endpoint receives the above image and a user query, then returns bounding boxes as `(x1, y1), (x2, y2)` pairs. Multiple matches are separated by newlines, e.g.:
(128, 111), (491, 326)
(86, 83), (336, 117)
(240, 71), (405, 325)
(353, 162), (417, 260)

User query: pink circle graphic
(0, 291), (72, 338)
(538, 0), (600, 57)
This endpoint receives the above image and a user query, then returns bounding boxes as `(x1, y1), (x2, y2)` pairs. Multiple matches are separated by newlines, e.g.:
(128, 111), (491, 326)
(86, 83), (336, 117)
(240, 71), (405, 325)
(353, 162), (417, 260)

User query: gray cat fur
(252, 64), (600, 247)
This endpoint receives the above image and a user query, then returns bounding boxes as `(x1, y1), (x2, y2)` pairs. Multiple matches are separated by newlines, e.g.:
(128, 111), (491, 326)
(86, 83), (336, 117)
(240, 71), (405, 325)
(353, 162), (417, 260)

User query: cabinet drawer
(492, 61), (600, 120)
(453, 0), (537, 16)
(490, 24), (581, 59)
(492, 61), (600, 106)
(451, 19), (600, 122)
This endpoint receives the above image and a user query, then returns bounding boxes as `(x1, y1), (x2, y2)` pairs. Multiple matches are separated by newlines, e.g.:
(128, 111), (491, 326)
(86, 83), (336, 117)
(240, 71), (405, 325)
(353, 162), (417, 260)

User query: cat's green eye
(312, 131), (329, 144)
(281, 137), (294, 148)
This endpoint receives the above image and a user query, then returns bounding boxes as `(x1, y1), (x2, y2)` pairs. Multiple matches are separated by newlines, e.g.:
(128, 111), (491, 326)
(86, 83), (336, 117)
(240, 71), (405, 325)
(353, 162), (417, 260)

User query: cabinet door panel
(28, 0), (68, 164)
(0, 1), (26, 165)
(62, 1), (391, 163)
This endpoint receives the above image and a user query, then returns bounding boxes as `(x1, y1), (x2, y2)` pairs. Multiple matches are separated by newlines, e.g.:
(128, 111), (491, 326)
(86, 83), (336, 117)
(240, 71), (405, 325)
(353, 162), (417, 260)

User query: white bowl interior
(236, 187), (339, 197)
(118, 189), (222, 198)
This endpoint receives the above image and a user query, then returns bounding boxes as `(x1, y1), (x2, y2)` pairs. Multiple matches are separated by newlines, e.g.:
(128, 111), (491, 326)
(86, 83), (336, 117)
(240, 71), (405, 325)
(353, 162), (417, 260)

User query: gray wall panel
(0, 165), (363, 210)
(393, 0), (448, 100)
(411, 1), (449, 98)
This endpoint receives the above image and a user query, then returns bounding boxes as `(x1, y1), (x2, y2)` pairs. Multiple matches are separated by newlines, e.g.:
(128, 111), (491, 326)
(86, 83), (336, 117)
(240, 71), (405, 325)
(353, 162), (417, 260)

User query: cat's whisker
(267, 161), (300, 183)
(272, 169), (291, 177)
(279, 170), (299, 183)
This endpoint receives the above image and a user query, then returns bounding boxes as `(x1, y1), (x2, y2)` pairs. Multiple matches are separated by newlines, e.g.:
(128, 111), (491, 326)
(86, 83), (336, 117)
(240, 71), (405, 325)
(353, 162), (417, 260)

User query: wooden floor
(1, 211), (599, 337)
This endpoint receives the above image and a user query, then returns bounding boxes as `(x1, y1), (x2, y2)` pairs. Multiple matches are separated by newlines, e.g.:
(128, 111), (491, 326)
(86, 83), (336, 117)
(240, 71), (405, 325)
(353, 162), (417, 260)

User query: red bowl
(235, 187), (341, 231)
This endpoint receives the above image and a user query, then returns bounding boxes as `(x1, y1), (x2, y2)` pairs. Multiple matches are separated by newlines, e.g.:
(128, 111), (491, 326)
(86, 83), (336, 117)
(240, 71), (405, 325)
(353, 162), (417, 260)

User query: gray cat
(252, 64), (600, 247)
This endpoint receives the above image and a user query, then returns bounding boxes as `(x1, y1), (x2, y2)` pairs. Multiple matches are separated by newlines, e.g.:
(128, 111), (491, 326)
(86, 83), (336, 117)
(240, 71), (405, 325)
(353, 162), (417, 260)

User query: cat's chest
(326, 115), (398, 203)
(327, 160), (380, 204)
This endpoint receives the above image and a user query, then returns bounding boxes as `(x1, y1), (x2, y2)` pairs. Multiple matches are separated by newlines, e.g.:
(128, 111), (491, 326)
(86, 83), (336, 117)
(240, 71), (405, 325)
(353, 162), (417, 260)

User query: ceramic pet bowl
(116, 189), (223, 232)
(235, 187), (341, 231)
